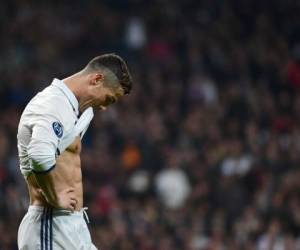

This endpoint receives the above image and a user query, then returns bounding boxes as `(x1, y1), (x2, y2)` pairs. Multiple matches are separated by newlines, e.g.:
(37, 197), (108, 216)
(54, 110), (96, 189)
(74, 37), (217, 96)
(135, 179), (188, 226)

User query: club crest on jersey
(52, 121), (63, 138)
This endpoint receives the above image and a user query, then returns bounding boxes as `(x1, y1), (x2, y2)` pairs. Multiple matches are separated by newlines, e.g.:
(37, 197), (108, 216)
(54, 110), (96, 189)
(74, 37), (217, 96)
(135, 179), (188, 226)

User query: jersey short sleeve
(27, 115), (63, 173)
(18, 87), (76, 175)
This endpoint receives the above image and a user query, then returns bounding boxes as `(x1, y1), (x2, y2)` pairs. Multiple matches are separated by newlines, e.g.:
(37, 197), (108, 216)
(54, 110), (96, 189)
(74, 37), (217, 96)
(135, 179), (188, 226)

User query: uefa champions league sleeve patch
(52, 121), (63, 138)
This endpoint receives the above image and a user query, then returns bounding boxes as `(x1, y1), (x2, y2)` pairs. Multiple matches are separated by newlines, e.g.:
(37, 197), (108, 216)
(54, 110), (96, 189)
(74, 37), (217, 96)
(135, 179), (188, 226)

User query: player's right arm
(27, 116), (77, 211)
(31, 172), (77, 211)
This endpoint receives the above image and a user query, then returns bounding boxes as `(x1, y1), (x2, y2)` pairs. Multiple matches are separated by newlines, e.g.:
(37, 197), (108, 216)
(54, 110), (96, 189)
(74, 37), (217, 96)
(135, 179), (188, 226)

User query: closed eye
(107, 95), (117, 104)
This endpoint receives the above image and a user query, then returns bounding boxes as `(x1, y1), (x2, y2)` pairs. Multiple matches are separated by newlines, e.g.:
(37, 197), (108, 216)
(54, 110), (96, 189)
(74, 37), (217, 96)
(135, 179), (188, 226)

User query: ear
(90, 73), (104, 86)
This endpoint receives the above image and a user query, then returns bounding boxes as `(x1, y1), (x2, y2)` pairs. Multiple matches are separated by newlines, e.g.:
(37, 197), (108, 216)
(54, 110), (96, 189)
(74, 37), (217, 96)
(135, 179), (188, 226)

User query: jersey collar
(52, 78), (79, 116)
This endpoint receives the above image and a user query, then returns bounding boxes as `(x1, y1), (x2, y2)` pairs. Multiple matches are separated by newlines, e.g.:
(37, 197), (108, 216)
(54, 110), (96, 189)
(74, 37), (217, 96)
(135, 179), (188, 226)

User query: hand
(56, 188), (78, 211)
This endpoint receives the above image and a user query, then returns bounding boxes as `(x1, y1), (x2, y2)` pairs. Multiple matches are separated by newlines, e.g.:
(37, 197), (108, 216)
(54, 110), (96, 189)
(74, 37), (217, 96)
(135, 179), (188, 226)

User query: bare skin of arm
(26, 136), (83, 211)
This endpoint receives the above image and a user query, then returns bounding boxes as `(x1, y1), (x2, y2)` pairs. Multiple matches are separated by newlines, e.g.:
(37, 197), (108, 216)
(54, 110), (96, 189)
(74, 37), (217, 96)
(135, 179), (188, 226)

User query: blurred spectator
(125, 17), (147, 51)
(155, 164), (191, 209)
(287, 44), (300, 89)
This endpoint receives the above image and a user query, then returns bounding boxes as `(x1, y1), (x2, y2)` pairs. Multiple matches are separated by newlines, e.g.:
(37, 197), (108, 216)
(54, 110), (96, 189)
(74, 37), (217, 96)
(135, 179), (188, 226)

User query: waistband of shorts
(28, 205), (85, 217)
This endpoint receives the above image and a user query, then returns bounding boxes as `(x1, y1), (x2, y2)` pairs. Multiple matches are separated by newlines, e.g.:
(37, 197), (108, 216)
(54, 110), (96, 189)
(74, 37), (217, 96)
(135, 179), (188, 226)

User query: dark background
(1, 0), (300, 249)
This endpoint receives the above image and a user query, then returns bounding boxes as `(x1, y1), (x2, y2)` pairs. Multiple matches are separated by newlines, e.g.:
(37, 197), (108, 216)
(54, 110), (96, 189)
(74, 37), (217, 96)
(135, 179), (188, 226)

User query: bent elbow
(28, 142), (56, 173)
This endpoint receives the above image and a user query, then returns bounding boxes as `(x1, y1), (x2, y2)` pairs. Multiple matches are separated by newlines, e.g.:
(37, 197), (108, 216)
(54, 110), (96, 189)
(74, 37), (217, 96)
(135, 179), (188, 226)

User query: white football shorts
(18, 206), (98, 250)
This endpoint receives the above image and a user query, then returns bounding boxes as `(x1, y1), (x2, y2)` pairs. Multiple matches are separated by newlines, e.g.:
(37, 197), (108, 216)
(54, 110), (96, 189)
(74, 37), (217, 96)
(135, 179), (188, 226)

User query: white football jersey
(17, 78), (94, 177)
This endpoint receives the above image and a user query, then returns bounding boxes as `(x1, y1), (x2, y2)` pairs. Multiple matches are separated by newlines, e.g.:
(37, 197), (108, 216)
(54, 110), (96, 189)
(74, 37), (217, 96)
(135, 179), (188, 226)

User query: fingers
(70, 197), (77, 206)
(57, 188), (78, 211)
(66, 188), (77, 211)
(65, 200), (76, 211)
(68, 195), (78, 211)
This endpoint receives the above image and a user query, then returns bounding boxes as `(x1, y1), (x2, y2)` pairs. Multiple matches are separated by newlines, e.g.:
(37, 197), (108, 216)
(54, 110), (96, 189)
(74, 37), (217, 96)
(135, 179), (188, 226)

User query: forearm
(31, 168), (77, 211)
(33, 171), (61, 208)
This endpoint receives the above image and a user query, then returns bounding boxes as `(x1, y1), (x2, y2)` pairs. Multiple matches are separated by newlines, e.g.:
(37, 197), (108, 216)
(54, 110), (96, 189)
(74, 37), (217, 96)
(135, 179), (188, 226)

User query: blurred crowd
(1, 0), (300, 249)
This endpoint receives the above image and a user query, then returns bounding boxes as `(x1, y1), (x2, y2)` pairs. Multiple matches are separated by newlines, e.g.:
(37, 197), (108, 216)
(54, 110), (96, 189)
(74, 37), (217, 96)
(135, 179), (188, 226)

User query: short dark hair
(86, 53), (133, 94)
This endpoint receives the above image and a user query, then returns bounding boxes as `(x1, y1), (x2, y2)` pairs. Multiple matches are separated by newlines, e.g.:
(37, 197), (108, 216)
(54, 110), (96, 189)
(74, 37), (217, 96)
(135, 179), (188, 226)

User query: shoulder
(21, 85), (76, 128)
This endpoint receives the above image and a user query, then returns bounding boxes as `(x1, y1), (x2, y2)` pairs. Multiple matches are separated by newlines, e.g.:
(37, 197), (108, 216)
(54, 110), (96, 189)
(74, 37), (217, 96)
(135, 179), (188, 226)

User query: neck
(63, 72), (92, 113)
(63, 71), (81, 92)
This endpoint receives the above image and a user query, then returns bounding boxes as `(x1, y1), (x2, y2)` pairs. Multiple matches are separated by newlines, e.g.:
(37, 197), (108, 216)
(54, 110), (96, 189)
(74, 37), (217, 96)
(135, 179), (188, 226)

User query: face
(90, 72), (125, 110)
(95, 85), (124, 110)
